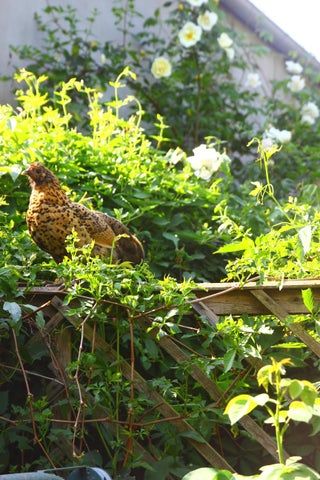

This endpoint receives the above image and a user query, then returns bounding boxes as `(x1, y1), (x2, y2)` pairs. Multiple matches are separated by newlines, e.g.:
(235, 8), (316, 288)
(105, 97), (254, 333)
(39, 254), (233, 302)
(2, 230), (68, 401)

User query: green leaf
(179, 430), (206, 444)
(216, 238), (254, 254)
(35, 311), (45, 329)
(257, 364), (273, 391)
(182, 468), (234, 480)
(264, 410), (288, 425)
(298, 225), (312, 256)
(249, 181), (263, 197)
(163, 232), (179, 249)
(311, 416), (320, 435)
(254, 393), (270, 406)
(272, 342), (305, 349)
(288, 380), (304, 400)
(259, 462), (320, 479)
(301, 288), (314, 314)
(288, 401), (313, 423)
(3, 301), (22, 323)
(224, 394), (258, 425)
(223, 349), (236, 372)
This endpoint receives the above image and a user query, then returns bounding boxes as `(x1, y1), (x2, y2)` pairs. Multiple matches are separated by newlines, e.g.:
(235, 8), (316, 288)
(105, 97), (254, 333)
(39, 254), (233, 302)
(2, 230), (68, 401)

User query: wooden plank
(197, 287), (320, 315)
(251, 290), (320, 358)
(51, 297), (233, 471)
(22, 281), (320, 316)
(198, 280), (320, 290)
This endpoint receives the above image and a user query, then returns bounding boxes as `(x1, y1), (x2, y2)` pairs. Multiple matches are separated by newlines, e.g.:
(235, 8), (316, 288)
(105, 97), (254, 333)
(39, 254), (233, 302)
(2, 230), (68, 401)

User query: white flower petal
(197, 11), (218, 31)
(151, 56), (172, 79)
(245, 72), (261, 89)
(277, 130), (292, 143)
(186, 0), (208, 6)
(100, 53), (107, 65)
(188, 155), (202, 170)
(287, 75), (305, 93)
(225, 47), (235, 61)
(166, 147), (185, 164)
(262, 137), (275, 150)
(179, 22), (202, 48)
(301, 114), (316, 125)
(217, 32), (233, 49)
(197, 168), (213, 180)
(301, 101), (319, 120)
(285, 60), (303, 75)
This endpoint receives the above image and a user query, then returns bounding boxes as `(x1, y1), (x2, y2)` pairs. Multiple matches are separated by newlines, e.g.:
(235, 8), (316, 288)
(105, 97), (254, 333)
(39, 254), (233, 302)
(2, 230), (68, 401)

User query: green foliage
(0, 71), (242, 477)
(6, 0), (320, 195)
(0, 67), (230, 282)
(185, 359), (320, 479)
(216, 142), (320, 282)
(1, 0), (320, 476)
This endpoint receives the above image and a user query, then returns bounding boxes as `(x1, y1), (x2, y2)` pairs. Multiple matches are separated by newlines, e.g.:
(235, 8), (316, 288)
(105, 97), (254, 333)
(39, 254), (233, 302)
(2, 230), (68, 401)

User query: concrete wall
(0, 0), (288, 104)
(225, 12), (287, 96)
(0, 0), (160, 103)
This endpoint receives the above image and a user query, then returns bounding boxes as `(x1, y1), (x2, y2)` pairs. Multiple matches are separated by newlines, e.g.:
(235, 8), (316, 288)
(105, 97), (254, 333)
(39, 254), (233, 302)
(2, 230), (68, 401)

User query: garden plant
(0, 0), (320, 478)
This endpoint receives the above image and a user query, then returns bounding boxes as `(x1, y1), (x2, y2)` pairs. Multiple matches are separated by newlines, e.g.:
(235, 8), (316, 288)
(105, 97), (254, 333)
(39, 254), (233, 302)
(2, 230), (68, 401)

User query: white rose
(277, 129), (292, 143)
(151, 56), (172, 79)
(301, 115), (316, 125)
(186, 0), (208, 6)
(285, 60), (303, 75)
(179, 22), (202, 48)
(245, 72), (261, 89)
(261, 137), (275, 150)
(264, 126), (292, 144)
(301, 101), (319, 120)
(266, 126), (281, 140)
(187, 144), (224, 180)
(217, 32), (233, 49)
(225, 47), (235, 61)
(197, 11), (218, 31)
(100, 53), (107, 65)
(287, 75), (305, 92)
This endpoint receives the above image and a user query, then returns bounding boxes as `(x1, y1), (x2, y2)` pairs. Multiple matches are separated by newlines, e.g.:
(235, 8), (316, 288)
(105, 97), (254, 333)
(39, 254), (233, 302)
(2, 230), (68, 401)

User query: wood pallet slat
(250, 290), (320, 358)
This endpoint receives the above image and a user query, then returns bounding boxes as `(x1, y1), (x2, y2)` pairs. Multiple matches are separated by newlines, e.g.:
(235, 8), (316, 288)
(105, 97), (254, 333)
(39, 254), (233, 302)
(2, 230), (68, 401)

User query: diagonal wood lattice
(16, 279), (320, 471)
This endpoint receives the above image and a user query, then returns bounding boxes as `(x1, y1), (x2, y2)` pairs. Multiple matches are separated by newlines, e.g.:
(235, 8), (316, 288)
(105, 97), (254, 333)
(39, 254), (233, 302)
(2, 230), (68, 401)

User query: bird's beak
(22, 166), (30, 176)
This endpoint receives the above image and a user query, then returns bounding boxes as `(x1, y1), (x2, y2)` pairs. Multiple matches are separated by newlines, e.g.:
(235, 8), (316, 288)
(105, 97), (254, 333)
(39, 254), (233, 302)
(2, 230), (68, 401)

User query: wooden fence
(10, 279), (320, 473)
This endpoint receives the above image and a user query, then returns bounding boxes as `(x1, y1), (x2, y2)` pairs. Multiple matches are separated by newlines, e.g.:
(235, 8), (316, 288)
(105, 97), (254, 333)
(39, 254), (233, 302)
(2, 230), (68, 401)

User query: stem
(122, 0), (129, 50)
(262, 149), (294, 225)
(274, 363), (285, 464)
(116, 320), (120, 441)
(193, 50), (202, 146)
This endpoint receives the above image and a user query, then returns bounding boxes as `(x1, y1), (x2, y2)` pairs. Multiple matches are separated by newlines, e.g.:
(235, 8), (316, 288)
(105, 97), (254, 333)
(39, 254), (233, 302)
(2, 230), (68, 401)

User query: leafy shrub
(0, 68), (232, 282)
(6, 1), (320, 193)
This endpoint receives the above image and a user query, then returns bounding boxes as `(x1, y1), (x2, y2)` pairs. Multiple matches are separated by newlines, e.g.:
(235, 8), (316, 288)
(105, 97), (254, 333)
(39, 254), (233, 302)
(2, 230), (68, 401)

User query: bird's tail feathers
(115, 233), (145, 265)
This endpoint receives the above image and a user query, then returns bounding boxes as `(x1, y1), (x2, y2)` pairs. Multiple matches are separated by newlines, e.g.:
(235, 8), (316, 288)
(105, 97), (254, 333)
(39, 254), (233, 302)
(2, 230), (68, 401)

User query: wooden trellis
(16, 279), (320, 471)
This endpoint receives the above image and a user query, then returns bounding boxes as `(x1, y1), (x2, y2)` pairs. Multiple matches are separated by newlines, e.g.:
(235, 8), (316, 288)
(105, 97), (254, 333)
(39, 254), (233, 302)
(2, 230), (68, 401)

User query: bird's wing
(71, 203), (118, 247)
(72, 203), (144, 263)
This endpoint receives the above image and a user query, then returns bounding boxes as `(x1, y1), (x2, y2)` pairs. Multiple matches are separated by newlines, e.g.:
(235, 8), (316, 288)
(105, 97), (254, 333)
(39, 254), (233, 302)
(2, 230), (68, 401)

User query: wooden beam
(250, 290), (320, 358)
(195, 282), (320, 315)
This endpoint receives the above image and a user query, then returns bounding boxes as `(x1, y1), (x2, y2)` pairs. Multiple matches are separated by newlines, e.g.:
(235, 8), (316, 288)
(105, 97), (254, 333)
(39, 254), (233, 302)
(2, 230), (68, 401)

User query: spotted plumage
(24, 162), (144, 264)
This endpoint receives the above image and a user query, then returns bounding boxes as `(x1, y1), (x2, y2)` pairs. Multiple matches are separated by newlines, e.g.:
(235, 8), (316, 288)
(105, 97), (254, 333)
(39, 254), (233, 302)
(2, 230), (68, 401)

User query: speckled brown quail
(23, 162), (144, 264)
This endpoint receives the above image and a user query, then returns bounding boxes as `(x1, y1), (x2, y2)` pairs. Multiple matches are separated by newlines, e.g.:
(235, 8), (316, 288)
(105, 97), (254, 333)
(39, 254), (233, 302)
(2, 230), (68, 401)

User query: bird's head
(22, 162), (59, 187)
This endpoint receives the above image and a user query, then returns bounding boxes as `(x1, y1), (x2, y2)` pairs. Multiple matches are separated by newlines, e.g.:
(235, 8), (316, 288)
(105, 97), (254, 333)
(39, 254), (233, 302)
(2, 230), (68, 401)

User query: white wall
(0, 0), (161, 103)
(0, 0), (288, 103)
